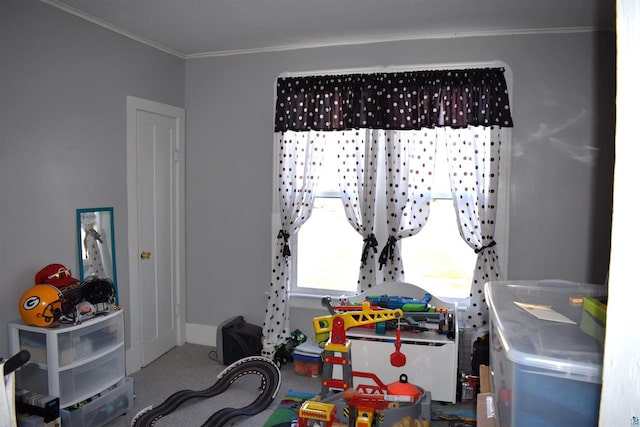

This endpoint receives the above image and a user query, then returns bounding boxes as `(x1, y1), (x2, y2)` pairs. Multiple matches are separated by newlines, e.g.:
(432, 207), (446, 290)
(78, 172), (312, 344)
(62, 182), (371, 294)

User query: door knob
(140, 251), (152, 259)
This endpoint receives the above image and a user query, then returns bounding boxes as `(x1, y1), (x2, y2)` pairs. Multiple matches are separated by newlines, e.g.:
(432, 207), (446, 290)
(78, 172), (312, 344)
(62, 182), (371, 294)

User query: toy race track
(131, 356), (281, 427)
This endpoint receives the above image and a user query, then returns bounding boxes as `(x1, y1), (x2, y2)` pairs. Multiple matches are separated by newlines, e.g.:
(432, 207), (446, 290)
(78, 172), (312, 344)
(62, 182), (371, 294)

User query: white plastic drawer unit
(9, 309), (126, 408)
(57, 313), (123, 367)
(13, 310), (123, 367)
(59, 347), (125, 406)
(17, 346), (126, 408)
(61, 377), (134, 427)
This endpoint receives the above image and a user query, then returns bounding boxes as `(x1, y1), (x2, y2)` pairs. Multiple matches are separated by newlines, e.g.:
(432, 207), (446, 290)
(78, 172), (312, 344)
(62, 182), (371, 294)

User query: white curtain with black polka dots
(336, 129), (380, 292)
(267, 68), (513, 352)
(445, 126), (504, 329)
(274, 69), (513, 132)
(262, 130), (326, 358)
(83, 227), (106, 278)
(378, 129), (437, 281)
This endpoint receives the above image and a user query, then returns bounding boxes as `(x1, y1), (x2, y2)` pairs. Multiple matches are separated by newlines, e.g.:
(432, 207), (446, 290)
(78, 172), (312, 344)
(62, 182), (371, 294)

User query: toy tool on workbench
(365, 293), (432, 311)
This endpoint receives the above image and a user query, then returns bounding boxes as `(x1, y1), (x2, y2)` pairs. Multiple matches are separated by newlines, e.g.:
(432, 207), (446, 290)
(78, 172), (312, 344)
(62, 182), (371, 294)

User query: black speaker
(217, 316), (263, 365)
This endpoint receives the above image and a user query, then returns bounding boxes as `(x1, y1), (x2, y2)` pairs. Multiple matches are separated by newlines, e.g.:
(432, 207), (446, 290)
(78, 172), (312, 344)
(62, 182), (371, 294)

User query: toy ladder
(320, 340), (353, 399)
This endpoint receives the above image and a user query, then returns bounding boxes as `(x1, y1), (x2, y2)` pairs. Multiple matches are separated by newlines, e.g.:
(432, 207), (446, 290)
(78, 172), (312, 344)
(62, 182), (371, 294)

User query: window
(296, 196), (362, 293)
(401, 198), (477, 299)
(292, 130), (508, 300)
(401, 135), (478, 298)
(296, 139), (362, 293)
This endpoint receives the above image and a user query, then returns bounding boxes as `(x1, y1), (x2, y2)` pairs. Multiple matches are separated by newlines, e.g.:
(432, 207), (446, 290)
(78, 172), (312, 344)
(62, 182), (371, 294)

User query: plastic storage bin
(485, 280), (607, 427)
(293, 353), (323, 378)
(56, 314), (123, 367)
(58, 346), (125, 406)
(17, 344), (125, 407)
(293, 342), (324, 378)
(14, 311), (123, 368)
(61, 376), (134, 427)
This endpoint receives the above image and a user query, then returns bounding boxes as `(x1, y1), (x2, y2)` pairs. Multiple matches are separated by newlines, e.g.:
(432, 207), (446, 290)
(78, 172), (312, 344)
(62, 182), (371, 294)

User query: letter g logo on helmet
(23, 296), (40, 310)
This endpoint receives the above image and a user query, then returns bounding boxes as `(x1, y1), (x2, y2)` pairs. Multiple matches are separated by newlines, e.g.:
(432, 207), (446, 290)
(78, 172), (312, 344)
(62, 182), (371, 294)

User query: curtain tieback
(361, 234), (378, 267)
(475, 240), (496, 254)
(378, 236), (397, 270)
(277, 229), (291, 257)
(88, 228), (103, 243)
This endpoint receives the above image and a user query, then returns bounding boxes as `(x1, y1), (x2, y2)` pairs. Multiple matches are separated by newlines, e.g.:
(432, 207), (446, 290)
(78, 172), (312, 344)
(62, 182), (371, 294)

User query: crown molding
(186, 26), (608, 59)
(40, 0), (186, 59)
(40, 0), (611, 61)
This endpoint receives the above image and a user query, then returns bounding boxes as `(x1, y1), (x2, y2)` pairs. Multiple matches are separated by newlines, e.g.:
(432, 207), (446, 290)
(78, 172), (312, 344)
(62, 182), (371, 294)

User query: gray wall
(0, 0), (615, 358)
(185, 31), (615, 333)
(0, 0), (185, 357)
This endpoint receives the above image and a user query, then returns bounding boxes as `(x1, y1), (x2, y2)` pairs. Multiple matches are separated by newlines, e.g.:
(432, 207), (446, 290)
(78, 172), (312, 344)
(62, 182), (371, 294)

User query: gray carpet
(105, 343), (470, 427)
(105, 343), (321, 427)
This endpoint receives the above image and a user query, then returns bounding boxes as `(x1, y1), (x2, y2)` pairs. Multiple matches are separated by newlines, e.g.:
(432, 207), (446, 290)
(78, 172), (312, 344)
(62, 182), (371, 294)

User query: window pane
(402, 199), (475, 298)
(296, 197), (361, 294)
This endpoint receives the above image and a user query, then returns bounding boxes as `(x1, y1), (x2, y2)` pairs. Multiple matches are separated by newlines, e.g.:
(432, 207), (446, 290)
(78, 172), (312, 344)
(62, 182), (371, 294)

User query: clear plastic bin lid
(485, 280), (606, 382)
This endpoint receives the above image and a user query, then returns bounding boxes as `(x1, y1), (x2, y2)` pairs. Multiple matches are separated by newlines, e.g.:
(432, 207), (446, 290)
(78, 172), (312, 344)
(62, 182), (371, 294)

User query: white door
(126, 97), (186, 372)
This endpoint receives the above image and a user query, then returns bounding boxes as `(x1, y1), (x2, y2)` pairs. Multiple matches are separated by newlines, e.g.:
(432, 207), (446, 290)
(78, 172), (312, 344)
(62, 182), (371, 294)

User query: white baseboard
(186, 323), (217, 347)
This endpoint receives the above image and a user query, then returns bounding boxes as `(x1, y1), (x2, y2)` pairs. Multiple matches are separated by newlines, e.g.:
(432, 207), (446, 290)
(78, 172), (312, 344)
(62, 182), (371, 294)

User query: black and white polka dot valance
(275, 68), (513, 132)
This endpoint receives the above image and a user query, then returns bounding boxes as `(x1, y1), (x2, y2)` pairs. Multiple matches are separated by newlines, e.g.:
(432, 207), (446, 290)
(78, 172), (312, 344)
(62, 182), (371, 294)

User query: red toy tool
(390, 324), (406, 367)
